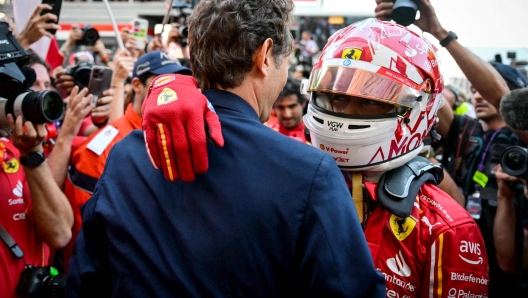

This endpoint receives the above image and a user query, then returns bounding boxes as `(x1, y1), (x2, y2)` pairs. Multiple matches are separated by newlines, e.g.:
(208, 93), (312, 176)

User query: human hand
(16, 4), (60, 49)
(65, 26), (83, 48)
(112, 49), (135, 82)
(92, 39), (108, 57)
(413, 0), (448, 40)
(374, 0), (448, 40)
(124, 34), (144, 59)
(147, 36), (164, 53)
(60, 86), (94, 139)
(374, 0), (394, 22)
(496, 165), (518, 201)
(7, 115), (46, 156)
(53, 68), (75, 97)
(142, 74), (224, 182)
(91, 89), (115, 125)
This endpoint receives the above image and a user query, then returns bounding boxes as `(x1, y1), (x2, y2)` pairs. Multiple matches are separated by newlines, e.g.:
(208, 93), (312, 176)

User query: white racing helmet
(303, 18), (444, 172)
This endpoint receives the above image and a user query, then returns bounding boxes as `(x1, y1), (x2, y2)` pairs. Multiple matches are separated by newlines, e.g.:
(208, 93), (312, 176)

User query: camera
(66, 60), (94, 90)
(500, 145), (528, 179)
(388, 0), (420, 27)
(76, 25), (100, 46)
(0, 22), (64, 125)
(15, 265), (66, 298)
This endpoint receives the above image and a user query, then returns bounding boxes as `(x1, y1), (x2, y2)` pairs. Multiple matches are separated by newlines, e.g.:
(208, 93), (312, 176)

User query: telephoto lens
(500, 145), (528, 179)
(0, 90), (65, 124)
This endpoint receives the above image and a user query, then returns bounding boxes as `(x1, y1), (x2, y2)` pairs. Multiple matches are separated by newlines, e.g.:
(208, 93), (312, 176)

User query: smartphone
(132, 18), (149, 50)
(87, 66), (113, 107)
(40, 0), (62, 35)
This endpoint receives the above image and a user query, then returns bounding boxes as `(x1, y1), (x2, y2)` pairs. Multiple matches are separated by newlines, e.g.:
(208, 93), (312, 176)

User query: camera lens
(40, 91), (64, 122)
(10, 90), (64, 124)
(84, 28), (100, 46)
(40, 274), (67, 298)
(391, 0), (419, 27)
(500, 146), (528, 177)
(75, 68), (92, 89)
(506, 151), (524, 172)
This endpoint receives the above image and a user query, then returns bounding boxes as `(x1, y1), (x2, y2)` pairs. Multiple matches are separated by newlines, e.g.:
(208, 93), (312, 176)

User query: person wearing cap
(60, 51), (192, 273)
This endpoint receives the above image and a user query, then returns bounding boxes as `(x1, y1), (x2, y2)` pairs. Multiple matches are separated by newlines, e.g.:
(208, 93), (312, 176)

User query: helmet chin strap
(343, 143), (424, 183)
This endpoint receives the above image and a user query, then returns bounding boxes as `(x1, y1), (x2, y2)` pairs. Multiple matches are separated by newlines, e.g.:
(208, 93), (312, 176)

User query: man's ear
(131, 77), (142, 94)
(254, 38), (274, 77)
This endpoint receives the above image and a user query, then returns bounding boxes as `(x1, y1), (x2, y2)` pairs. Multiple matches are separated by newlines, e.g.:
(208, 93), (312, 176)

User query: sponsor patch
(319, 144), (325, 150)
(341, 47), (363, 60)
(154, 75), (175, 87)
(390, 214), (416, 241)
(157, 88), (178, 106)
(4, 158), (19, 173)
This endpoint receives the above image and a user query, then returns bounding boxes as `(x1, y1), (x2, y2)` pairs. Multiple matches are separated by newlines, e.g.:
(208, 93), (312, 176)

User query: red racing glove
(142, 74), (224, 182)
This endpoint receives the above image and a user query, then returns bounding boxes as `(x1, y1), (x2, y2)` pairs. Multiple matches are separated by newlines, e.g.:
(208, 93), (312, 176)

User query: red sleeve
(78, 117), (93, 136)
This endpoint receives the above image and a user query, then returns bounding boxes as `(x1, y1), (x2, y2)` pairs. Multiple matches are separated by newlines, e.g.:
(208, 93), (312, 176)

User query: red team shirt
(364, 182), (489, 298)
(0, 138), (49, 298)
(266, 120), (308, 144)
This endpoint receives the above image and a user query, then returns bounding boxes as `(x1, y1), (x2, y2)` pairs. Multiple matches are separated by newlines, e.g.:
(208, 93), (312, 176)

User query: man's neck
(484, 116), (506, 131)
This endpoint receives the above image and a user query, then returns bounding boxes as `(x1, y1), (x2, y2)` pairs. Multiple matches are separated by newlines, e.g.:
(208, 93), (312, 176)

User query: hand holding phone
(40, 0), (62, 35)
(87, 66), (113, 107)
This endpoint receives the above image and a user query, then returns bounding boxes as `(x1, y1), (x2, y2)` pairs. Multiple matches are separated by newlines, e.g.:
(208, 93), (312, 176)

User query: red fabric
(63, 105), (141, 272)
(266, 121), (308, 143)
(0, 138), (49, 298)
(363, 182), (489, 298)
(142, 74), (224, 182)
(78, 117), (93, 137)
(45, 36), (63, 71)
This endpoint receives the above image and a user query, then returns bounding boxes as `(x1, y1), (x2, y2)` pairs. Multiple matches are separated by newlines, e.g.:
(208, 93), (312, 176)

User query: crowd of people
(1, 0), (528, 297)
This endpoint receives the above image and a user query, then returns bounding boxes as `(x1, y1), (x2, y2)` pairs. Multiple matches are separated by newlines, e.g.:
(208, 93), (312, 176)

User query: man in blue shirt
(66, 0), (385, 297)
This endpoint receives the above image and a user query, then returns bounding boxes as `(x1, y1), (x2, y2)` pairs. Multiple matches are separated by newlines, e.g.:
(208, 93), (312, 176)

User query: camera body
(500, 145), (528, 180)
(389, 0), (420, 27)
(0, 22), (64, 125)
(66, 60), (94, 90)
(76, 25), (100, 46)
(15, 265), (66, 298)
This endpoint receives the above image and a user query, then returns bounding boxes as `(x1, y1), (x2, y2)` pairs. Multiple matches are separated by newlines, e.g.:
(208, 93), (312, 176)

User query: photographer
(0, 116), (73, 298)
(493, 165), (528, 293)
(59, 26), (109, 68)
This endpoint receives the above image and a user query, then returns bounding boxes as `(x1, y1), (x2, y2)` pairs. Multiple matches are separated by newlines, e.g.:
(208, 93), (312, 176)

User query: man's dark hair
(188, 0), (294, 90)
(500, 87), (528, 131)
(278, 79), (306, 105)
(26, 49), (51, 73)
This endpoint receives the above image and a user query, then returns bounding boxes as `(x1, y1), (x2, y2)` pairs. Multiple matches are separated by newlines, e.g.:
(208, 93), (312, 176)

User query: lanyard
(477, 128), (504, 172)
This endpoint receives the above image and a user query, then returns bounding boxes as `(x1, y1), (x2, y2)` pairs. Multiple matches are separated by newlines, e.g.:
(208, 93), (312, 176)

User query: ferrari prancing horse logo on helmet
(342, 48), (363, 60)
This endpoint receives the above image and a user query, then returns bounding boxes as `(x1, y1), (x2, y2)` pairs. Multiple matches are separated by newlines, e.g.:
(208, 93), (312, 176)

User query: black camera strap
(0, 224), (24, 259)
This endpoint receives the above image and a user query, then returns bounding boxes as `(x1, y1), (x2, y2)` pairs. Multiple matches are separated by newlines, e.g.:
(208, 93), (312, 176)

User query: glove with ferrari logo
(142, 74), (224, 182)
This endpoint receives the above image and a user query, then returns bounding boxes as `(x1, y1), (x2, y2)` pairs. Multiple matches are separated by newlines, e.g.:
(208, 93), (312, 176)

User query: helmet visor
(308, 65), (429, 109)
